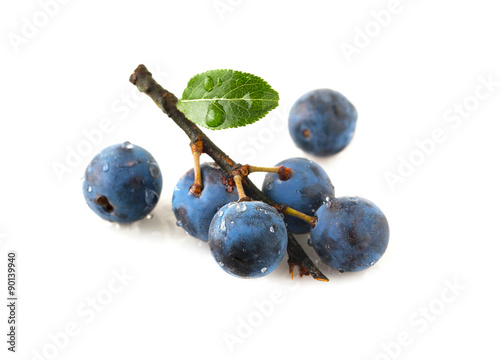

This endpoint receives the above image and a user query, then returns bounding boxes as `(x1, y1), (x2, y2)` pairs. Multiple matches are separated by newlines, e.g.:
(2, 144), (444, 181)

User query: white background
(1, 0), (499, 359)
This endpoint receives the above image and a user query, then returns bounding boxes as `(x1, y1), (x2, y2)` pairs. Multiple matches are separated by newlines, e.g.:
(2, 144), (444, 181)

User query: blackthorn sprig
(129, 65), (330, 281)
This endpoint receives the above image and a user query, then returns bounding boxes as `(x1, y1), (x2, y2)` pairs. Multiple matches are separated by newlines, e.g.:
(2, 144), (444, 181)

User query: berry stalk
(129, 64), (328, 282)
(189, 141), (203, 196)
(247, 165), (292, 181)
(284, 207), (318, 227)
(233, 175), (248, 201)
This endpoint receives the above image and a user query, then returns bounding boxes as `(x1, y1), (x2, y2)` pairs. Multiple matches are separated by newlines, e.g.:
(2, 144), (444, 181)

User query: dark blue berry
(209, 201), (287, 278)
(82, 142), (162, 223)
(311, 196), (389, 272)
(289, 89), (357, 156)
(262, 157), (334, 234)
(172, 163), (239, 241)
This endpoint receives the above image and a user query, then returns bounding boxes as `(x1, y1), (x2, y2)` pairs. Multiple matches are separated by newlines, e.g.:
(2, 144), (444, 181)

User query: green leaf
(177, 69), (279, 130)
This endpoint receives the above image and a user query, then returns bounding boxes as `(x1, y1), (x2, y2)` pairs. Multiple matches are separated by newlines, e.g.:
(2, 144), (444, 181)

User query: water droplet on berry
(219, 261), (225, 267)
(122, 141), (134, 149)
(206, 101), (225, 127)
(264, 210), (268, 215)
(325, 196), (333, 208)
(220, 218), (226, 231)
(174, 186), (180, 192)
(370, 261), (375, 266)
(145, 189), (159, 206)
(217, 210), (223, 217)
(176, 220), (182, 227)
(338, 268), (345, 273)
(349, 196), (359, 202)
(307, 238), (312, 246)
(208, 162), (220, 169)
(102, 163), (109, 172)
(203, 76), (214, 92)
(228, 202), (236, 208)
(270, 225), (276, 233)
(266, 181), (273, 191)
(146, 214), (154, 220)
(148, 163), (160, 178)
(236, 203), (247, 212)
(86, 185), (92, 192)
(260, 267), (268, 273)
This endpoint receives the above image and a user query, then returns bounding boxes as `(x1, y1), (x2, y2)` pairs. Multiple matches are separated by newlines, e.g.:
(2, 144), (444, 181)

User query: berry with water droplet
(262, 157), (334, 234)
(82, 143), (162, 223)
(208, 201), (287, 278)
(172, 163), (238, 241)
